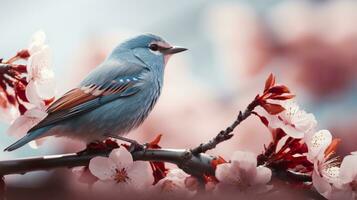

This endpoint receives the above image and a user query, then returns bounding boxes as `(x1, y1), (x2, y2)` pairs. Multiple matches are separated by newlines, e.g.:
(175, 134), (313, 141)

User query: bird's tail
(4, 127), (50, 152)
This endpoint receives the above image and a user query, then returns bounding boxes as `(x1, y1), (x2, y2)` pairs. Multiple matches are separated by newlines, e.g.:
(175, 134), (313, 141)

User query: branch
(0, 147), (312, 184)
(191, 99), (259, 154)
(273, 170), (312, 182)
(0, 148), (215, 177)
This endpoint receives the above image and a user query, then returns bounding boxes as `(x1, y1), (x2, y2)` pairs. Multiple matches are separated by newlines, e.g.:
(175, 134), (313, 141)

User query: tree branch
(273, 170), (312, 183)
(0, 148), (215, 177)
(190, 99), (259, 155)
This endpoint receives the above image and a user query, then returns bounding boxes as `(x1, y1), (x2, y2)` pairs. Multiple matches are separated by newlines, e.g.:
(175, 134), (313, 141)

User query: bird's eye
(149, 44), (159, 51)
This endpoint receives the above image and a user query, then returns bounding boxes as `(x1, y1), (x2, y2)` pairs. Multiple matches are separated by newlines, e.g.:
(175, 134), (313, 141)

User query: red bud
(267, 85), (290, 95)
(261, 103), (285, 115)
(269, 94), (295, 100)
(264, 73), (276, 92)
(16, 49), (30, 59)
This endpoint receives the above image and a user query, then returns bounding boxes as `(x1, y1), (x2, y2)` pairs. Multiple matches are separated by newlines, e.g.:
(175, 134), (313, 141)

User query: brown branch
(0, 147), (313, 184)
(0, 64), (10, 74)
(190, 99), (259, 155)
(0, 148), (215, 177)
(273, 170), (312, 182)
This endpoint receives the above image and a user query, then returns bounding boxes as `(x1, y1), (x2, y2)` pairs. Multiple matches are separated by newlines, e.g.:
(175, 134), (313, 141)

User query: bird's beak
(162, 46), (188, 55)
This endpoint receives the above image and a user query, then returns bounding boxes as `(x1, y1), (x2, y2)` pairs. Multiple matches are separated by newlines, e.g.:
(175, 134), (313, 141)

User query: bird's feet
(105, 134), (145, 152)
(128, 141), (146, 152)
(77, 139), (119, 156)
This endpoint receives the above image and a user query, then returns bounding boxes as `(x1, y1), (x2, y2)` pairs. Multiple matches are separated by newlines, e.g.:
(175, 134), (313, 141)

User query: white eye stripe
(149, 49), (162, 55)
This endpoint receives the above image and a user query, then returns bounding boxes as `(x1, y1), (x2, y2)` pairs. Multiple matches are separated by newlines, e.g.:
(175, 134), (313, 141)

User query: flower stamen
(114, 168), (129, 183)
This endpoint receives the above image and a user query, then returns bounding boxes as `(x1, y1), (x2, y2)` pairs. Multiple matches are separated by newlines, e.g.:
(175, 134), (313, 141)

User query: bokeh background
(0, 0), (357, 199)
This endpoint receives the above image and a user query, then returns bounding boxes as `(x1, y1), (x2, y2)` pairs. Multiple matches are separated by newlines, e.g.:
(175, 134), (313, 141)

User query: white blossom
(89, 148), (153, 192)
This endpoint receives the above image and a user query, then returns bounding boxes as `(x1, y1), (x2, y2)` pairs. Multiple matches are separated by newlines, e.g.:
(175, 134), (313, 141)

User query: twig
(0, 64), (10, 74)
(190, 99), (259, 155)
(273, 170), (312, 182)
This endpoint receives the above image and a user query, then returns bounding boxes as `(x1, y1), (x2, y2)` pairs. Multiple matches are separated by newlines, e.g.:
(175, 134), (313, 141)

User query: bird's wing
(29, 61), (149, 132)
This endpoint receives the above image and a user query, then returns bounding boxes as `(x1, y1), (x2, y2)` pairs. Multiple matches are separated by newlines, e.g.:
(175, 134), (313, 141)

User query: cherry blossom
(305, 129), (333, 162)
(25, 31), (55, 106)
(306, 130), (341, 199)
(330, 154), (357, 200)
(267, 100), (317, 138)
(154, 168), (196, 196)
(72, 166), (98, 186)
(28, 31), (47, 55)
(0, 90), (19, 123)
(215, 151), (271, 193)
(6, 103), (48, 148)
(89, 148), (153, 191)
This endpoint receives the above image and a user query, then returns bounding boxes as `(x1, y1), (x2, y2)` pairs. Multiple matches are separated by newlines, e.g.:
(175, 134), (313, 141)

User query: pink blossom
(330, 154), (357, 199)
(267, 100), (317, 138)
(305, 129), (332, 162)
(307, 130), (341, 199)
(312, 165), (340, 199)
(26, 31), (55, 106)
(0, 86), (19, 123)
(28, 31), (47, 56)
(215, 151), (271, 192)
(89, 148), (153, 191)
(6, 104), (48, 148)
(154, 169), (195, 196)
(72, 166), (98, 186)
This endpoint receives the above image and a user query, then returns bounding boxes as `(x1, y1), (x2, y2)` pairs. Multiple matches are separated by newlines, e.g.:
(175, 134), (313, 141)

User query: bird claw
(105, 133), (145, 152)
(128, 141), (146, 152)
(77, 139), (119, 156)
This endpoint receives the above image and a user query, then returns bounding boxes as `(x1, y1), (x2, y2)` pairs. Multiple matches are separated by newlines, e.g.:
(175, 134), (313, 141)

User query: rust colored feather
(47, 89), (96, 113)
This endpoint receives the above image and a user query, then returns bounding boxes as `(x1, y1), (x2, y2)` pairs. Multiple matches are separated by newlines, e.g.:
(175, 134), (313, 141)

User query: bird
(4, 33), (187, 151)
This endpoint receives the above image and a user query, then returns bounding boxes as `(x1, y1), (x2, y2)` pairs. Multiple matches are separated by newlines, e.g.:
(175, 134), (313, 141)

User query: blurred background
(0, 0), (357, 198)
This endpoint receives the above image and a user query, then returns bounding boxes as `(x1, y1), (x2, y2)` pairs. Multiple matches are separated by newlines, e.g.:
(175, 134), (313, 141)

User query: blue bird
(4, 34), (187, 151)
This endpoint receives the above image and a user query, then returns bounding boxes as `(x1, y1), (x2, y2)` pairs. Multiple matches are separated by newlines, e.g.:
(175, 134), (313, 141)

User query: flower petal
(280, 125), (305, 138)
(92, 180), (118, 192)
(307, 130), (332, 162)
(6, 107), (47, 138)
(36, 77), (55, 99)
(109, 148), (133, 169)
(27, 45), (51, 78)
(89, 156), (116, 180)
(251, 166), (272, 185)
(339, 154), (357, 184)
(330, 187), (353, 200)
(166, 169), (189, 179)
(312, 170), (332, 199)
(28, 137), (47, 149)
(28, 31), (46, 54)
(231, 151), (257, 172)
(6, 115), (32, 138)
(25, 81), (43, 107)
(25, 106), (47, 119)
(294, 112), (317, 132)
(215, 163), (236, 184)
(126, 161), (153, 189)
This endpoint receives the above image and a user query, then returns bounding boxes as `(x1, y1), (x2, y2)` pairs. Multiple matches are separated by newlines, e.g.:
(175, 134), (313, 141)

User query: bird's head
(112, 34), (187, 70)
